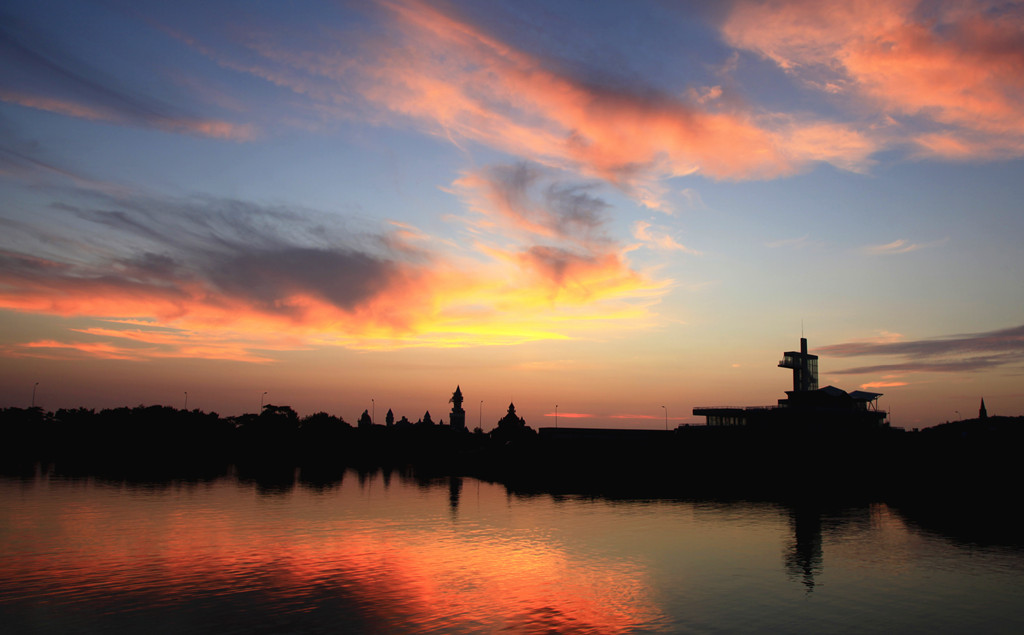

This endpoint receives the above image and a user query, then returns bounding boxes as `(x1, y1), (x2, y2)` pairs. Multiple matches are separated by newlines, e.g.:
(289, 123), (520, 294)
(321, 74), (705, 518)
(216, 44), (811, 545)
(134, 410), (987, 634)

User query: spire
(450, 385), (464, 407)
(980, 398), (988, 420)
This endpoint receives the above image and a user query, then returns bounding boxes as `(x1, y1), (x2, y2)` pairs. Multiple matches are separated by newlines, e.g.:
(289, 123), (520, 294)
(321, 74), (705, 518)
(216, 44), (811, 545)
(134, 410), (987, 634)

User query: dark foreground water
(2, 469), (1023, 634)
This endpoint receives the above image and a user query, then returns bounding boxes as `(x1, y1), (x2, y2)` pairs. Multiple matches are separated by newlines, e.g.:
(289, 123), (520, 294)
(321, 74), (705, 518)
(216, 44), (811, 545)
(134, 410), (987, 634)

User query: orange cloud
(366, 0), (879, 203)
(16, 339), (149, 361)
(0, 177), (669, 359)
(215, 0), (876, 209)
(723, 0), (1024, 159)
(860, 381), (909, 389)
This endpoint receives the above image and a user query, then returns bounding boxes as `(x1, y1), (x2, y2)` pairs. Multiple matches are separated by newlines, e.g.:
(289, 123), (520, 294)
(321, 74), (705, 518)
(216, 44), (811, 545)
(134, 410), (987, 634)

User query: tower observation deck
(779, 337), (818, 393)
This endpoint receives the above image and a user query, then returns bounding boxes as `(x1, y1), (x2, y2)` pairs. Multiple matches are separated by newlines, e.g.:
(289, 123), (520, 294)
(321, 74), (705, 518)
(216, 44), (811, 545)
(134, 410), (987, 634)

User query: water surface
(2, 469), (1022, 633)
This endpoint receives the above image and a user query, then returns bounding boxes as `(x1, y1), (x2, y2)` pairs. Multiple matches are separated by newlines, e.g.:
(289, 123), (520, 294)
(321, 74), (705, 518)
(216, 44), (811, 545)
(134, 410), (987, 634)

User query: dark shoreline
(3, 405), (1021, 506)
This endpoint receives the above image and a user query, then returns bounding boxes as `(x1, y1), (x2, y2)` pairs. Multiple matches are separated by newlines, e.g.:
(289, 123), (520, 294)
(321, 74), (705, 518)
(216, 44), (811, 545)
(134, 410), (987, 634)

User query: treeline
(0, 403), (537, 480)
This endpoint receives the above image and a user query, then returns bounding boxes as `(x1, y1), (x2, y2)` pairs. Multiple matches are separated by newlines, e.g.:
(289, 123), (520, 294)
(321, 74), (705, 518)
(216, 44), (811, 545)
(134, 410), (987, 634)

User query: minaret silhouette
(449, 385), (467, 430)
(979, 398), (988, 420)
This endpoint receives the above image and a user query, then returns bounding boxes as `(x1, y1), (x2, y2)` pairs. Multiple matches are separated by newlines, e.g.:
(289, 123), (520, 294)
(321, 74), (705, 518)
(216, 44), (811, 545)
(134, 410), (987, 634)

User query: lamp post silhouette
(260, 391), (267, 412)
(662, 405), (667, 431)
(372, 398), (375, 425)
(184, 391), (188, 411)
(555, 404), (558, 429)
(32, 382), (39, 408)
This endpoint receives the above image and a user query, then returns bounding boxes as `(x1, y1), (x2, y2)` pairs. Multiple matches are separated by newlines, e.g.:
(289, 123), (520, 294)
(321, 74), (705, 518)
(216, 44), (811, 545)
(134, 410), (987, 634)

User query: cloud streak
(819, 324), (1024, 374)
(0, 13), (253, 140)
(862, 237), (947, 255)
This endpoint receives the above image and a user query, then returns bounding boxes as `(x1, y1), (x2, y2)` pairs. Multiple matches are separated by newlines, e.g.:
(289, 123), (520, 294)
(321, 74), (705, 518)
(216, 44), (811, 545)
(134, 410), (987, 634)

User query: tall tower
(449, 385), (467, 431)
(779, 337), (819, 392)
(979, 398), (988, 420)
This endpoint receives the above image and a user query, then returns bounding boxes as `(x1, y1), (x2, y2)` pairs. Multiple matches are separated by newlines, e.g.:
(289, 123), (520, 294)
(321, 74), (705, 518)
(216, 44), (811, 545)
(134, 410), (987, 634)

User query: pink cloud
(723, 0), (1024, 160)
(366, 0), (879, 202)
(218, 0), (875, 208)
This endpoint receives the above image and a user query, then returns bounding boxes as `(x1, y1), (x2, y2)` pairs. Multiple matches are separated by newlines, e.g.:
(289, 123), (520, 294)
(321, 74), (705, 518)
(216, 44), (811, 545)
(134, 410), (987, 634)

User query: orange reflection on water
(0, 478), (664, 634)
(273, 529), (661, 633)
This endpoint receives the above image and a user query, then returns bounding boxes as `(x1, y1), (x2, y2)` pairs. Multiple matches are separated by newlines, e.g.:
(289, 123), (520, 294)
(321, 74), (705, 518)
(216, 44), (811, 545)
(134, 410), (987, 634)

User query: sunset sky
(2, 0), (1022, 428)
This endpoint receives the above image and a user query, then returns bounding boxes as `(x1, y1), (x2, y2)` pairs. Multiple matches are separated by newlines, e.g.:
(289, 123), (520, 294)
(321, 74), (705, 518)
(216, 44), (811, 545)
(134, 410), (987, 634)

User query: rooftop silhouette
(694, 337), (887, 429)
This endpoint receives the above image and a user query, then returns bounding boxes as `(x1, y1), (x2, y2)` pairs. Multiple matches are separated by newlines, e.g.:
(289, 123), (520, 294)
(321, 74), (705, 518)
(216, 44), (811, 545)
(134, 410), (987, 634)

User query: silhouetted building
(693, 337), (888, 429)
(449, 385), (466, 431)
(496, 402), (525, 431)
(980, 398), (988, 420)
(490, 402), (535, 443)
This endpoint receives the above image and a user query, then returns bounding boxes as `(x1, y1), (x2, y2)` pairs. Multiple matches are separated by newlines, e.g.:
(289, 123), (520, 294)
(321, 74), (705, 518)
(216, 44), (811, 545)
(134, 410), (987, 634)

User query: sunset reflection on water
(3, 470), (1024, 634)
(1, 472), (665, 634)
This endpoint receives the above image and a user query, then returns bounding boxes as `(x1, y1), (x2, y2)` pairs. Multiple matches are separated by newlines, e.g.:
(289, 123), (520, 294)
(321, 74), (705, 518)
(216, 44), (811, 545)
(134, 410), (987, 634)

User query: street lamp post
(372, 398), (375, 425)
(662, 405), (667, 431)
(261, 391), (267, 412)
(555, 404), (558, 429)
(479, 400), (482, 430)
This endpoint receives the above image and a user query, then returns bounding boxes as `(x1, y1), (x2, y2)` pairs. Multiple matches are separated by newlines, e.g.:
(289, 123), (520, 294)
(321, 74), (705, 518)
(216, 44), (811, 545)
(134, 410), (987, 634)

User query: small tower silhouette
(449, 385), (467, 431)
(979, 398), (988, 420)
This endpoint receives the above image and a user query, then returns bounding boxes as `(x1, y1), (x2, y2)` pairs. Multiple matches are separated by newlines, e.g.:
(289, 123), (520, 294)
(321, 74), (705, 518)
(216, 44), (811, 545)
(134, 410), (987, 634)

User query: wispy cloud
(451, 163), (611, 245)
(632, 221), (701, 254)
(863, 238), (947, 255)
(819, 324), (1024, 374)
(174, 0), (878, 209)
(0, 18), (253, 140)
(723, 0), (1024, 161)
(6, 329), (276, 363)
(367, 0), (879, 203)
(452, 163), (670, 307)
